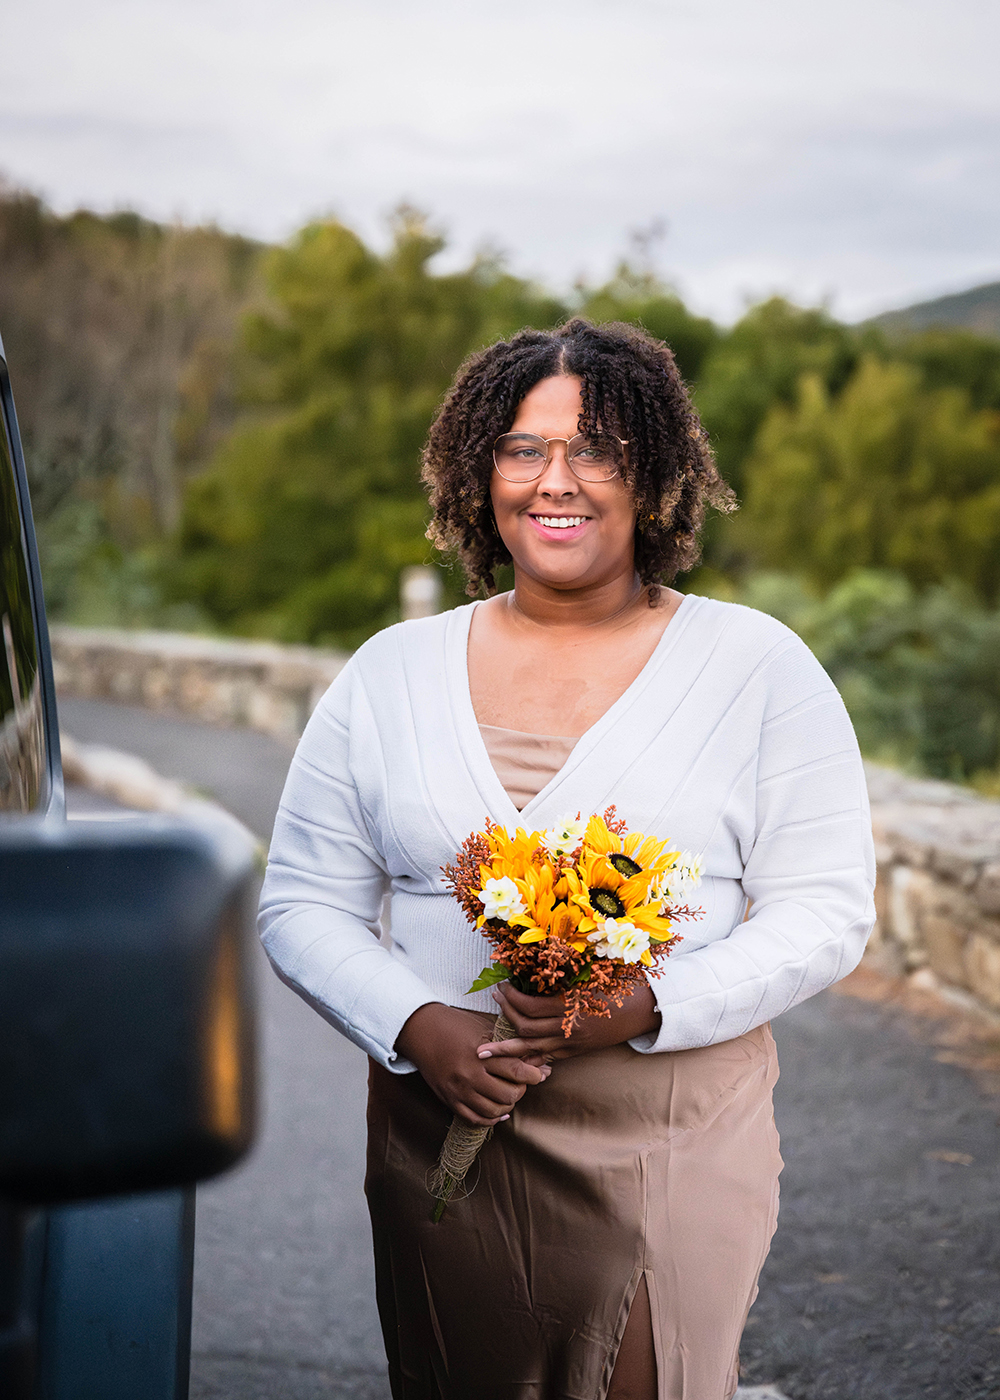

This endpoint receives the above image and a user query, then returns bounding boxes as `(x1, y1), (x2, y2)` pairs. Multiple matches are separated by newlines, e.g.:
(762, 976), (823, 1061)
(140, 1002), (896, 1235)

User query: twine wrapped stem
(428, 1011), (516, 1222)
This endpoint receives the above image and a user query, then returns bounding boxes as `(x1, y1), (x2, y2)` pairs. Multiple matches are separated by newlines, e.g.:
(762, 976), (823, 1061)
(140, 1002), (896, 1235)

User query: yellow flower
(486, 824), (544, 871)
(628, 901), (675, 944)
(464, 813), (685, 951)
(510, 863), (586, 946)
(583, 815), (678, 878)
(569, 819), (679, 944)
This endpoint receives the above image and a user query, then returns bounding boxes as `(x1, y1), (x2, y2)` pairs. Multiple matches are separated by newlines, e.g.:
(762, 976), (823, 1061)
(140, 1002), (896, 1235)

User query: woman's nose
(537, 445), (578, 495)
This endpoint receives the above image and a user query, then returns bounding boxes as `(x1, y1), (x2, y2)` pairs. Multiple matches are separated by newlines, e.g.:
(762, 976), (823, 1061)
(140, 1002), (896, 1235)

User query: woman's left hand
(478, 981), (662, 1063)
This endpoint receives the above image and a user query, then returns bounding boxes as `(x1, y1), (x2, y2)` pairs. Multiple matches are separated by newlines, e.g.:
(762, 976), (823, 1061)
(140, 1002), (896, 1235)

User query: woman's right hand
(395, 1002), (550, 1126)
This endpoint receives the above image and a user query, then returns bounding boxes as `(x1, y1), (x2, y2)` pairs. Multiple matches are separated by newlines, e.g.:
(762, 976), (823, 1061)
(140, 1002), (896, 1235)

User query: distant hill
(870, 282), (1000, 339)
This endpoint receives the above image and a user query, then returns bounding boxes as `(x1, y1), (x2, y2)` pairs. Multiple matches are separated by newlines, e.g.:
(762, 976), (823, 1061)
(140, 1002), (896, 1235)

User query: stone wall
(865, 764), (1000, 1015)
(50, 625), (348, 744)
(50, 625), (1000, 1016)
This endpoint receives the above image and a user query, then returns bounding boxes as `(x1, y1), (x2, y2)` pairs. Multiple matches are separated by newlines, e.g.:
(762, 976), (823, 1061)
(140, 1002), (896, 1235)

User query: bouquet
(428, 807), (703, 1220)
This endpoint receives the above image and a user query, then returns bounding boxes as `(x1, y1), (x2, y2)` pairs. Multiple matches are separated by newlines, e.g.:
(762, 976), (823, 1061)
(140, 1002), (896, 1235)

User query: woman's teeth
(534, 516), (586, 529)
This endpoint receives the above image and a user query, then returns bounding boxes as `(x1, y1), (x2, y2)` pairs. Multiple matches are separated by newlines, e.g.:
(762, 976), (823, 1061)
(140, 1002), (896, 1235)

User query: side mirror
(0, 813), (258, 1204)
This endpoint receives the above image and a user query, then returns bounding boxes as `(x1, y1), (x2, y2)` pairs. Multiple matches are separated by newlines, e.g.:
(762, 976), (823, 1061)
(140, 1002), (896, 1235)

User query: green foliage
(728, 570), (1000, 783)
(35, 498), (208, 631)
(173, 211), (566, 647)
(734, 357), (1000, 601)
(467, 964), (510, 993)
(889, 327), (1000, 411)
(577, 263), (718, 383)
(694, 298), (858, 501)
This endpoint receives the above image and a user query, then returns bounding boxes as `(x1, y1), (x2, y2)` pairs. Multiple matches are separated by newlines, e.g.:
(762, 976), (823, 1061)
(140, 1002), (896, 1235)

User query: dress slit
(605, 1272), (658, 1400)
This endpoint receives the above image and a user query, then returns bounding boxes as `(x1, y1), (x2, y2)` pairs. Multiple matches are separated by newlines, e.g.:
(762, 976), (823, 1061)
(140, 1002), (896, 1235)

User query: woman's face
(490, 375), (637, 592)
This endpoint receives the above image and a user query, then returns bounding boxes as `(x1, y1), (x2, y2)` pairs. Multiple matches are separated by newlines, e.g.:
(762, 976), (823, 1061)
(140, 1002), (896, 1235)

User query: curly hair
(422, 317), (734, 597)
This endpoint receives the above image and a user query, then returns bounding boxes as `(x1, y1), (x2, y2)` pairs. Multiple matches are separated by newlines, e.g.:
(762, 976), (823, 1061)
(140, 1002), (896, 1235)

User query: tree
(735, 357), (1000, 601)
(694, 298), (858, 498)
(889, 327), (1000, 412)
(577, 263), (718, 384)
(0, 185), (262, 626)
(738, 570), (1000, 781)
(173, 211), (567, 647)
(0, 188), (261, 539)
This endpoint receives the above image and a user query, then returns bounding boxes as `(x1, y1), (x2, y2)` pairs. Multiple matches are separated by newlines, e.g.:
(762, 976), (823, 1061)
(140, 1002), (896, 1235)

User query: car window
(0, 393), (45, 811)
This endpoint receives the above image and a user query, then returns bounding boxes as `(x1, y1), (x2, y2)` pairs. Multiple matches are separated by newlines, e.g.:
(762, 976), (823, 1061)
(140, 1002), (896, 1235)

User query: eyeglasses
(492, 432), (628, 483)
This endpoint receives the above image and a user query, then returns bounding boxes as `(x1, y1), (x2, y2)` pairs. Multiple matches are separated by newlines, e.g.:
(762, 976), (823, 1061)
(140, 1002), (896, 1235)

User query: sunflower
(510, 862), (589, 950)
(583, 813), (680, 877)
(484, 823), (546, 871)
(567, 816), (681, 944)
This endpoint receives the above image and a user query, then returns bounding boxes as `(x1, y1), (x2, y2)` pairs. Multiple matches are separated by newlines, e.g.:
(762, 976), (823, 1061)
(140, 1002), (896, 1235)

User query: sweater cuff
(345, 958), (439, 1074)
(379, 991), (438, 1076)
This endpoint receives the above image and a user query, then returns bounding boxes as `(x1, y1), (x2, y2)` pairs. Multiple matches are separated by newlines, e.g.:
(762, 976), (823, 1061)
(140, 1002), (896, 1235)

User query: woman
(259, 319), (876, 1400)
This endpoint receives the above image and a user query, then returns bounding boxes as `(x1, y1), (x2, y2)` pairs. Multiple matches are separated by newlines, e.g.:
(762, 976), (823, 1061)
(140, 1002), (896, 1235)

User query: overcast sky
(3, 0), (998, 321)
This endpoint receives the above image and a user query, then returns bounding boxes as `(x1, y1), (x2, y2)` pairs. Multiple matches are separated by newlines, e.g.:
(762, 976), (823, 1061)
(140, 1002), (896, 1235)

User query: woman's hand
(395, 1002), (551, 1127)
(479, 981), (662, 1063)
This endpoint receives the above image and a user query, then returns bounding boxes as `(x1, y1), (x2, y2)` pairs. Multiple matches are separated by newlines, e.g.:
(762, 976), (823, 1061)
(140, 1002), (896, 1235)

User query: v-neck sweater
(259, 594), (876, 1072)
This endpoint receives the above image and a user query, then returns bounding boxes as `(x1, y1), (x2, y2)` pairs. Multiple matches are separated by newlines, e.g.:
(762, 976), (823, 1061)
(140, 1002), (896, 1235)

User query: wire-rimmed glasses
(492, 432), (628, 483)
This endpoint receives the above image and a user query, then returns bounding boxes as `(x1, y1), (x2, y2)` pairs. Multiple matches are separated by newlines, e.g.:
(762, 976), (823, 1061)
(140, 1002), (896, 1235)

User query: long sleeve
(631, 630), (876, 1055)
(258, 661), (437, 1071)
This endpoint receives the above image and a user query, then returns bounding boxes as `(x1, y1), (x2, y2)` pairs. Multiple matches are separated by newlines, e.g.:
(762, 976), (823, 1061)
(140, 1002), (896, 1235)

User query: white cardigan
(259, 594), (876, 1073)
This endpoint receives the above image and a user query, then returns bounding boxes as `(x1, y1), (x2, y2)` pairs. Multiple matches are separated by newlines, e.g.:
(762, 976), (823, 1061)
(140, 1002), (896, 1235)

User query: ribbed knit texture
(258, 594), (876, 1072)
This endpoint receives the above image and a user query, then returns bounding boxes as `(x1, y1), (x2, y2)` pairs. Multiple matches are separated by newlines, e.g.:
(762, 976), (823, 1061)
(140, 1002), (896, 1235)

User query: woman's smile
(491, 373), (636, 591)
(527, 512), (592, 538)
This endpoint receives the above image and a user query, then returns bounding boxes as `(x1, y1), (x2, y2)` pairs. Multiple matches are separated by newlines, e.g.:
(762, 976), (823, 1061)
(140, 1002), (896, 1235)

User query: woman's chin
(514, 556), (611, 592)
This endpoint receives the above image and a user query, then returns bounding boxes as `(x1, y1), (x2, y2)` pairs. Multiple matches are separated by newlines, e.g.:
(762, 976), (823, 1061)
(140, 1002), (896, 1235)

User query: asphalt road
(59, 697), (1000, 1400)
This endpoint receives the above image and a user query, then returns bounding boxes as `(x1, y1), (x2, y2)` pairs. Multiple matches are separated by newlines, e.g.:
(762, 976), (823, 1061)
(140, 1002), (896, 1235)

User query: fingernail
(499, 1114), (510, 1122)
(477, 1049), (492, 1059)
(541, 1066), (552, 1077)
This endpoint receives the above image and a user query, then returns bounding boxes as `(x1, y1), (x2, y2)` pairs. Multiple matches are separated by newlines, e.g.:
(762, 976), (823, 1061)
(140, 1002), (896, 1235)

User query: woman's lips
(527, 513), (591, 541)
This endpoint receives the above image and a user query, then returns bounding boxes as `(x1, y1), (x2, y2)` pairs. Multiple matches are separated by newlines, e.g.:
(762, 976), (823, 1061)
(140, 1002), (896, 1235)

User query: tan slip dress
(365, 725), (782, 1400)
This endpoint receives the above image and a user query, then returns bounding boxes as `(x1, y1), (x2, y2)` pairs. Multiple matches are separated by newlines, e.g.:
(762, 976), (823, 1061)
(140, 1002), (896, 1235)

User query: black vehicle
(0, 330), (259, 1399)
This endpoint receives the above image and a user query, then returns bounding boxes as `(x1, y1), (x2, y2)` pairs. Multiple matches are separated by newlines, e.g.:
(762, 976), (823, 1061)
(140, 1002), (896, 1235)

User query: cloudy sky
(3, 0), (998, 321)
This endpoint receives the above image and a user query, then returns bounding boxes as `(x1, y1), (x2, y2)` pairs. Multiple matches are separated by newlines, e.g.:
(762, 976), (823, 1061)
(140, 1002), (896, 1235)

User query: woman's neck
(505, 565), (648, 633)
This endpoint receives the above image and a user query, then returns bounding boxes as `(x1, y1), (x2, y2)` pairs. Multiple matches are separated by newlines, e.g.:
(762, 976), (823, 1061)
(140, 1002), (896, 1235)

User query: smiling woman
(259, 317), (876, 1400)
(490, 376), (636, 592)
(422, 318), (733, 602)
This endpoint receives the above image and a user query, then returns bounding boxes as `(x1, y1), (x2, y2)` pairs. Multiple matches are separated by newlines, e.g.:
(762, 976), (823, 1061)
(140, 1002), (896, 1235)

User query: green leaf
(467, 964), (510, 994)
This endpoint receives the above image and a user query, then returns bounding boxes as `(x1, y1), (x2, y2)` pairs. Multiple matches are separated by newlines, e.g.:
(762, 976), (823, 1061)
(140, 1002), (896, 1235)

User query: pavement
(58, 696), (1000, 1400)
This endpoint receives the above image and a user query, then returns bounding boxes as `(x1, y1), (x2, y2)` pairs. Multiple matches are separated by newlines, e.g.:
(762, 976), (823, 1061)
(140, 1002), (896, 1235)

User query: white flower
(674, 851), (704, 897)
(652, 850), (704, 907)
(476, 875), (526, 923)
(541, 814), (586, 859)
(587, 917), (650, 964)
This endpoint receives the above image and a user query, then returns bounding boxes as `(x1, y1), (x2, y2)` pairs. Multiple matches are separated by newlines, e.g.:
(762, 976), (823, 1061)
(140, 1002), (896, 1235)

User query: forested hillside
(871, 281), (1000, 340)
(4, 184), (1000, 781)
